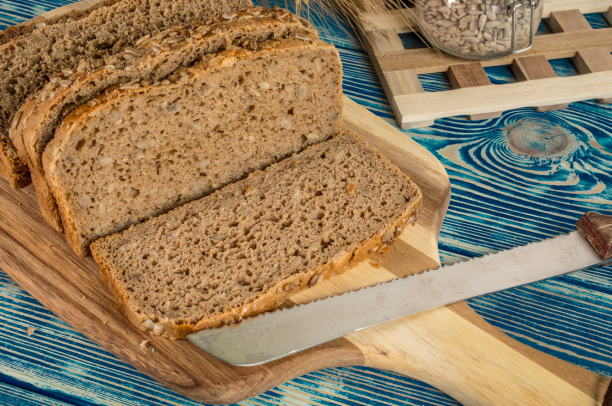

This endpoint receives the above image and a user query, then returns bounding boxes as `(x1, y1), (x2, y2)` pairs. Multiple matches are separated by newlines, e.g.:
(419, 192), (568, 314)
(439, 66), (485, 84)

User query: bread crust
(91, 132), (423, 339)
(11, 9), (317, 233)
(0, 130), (31, 189)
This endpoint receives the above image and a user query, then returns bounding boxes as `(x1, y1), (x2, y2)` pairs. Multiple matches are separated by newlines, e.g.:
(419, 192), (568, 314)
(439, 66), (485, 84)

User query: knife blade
(189, 215), (612, 366)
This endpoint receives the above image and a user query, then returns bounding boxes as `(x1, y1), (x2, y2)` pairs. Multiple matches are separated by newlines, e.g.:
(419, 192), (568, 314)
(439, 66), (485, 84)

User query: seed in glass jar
(436, 19), (454, 28)
(459, 14), (474, 24)
(478, 15), (487, 31)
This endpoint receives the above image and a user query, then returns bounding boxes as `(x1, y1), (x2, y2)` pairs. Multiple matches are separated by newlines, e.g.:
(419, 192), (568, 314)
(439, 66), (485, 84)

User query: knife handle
(577, 212), (612, 261)
(346, 302), (611, 406)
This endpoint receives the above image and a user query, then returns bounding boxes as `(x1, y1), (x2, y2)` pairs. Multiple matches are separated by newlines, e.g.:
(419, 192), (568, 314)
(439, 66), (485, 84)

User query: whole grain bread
(11, 8), (317, 234)
(43, 33), (343, 257)
(91, 131), (423, 339)
(0, 0), (251, 188)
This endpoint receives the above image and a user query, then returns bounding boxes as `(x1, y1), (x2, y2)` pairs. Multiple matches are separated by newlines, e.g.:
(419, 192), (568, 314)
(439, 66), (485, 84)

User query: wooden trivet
(357, 0), (612, 129)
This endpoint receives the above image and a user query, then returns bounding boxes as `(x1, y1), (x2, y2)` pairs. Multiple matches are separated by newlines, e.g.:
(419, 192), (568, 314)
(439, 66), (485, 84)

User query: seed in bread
(91, 131), (423, 339)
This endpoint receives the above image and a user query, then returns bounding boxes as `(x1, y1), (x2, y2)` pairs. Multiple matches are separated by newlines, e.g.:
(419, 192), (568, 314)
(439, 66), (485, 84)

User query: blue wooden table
(1, 1), (611, 405)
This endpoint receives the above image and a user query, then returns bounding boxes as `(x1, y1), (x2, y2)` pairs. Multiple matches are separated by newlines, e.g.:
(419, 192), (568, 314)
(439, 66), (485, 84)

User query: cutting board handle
(577, 212), (612, 260)
(346, 302), (611, 406)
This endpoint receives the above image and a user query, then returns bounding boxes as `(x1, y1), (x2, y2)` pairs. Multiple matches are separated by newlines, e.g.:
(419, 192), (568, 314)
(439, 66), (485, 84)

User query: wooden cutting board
(0, 2), (609, 404)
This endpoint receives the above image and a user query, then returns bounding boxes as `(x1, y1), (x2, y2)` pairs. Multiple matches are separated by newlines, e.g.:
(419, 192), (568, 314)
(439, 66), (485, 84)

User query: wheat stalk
(286, 0), (434, 53)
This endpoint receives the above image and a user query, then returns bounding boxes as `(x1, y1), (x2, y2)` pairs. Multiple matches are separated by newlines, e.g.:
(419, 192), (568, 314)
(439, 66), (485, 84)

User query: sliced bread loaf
(91, 131), (423, 339)
(11, 9), (317, 234)
(43, 33), (343, 257)
(0, 0), (251, 188)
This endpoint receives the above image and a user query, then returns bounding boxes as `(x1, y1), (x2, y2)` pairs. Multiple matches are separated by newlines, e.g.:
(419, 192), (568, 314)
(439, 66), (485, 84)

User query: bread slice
(0, 0), (251, 188)
(11, 9), (317, 234)
(43, 33), (343, 257)
(91, 131), (423, 339)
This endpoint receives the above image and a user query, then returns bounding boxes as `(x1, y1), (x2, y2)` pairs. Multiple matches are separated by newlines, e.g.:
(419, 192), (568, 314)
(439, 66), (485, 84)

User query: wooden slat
(605, 7), (612, 27)
(447, 63), (501, 121)
(393, 71), (612, 127)
(382, 70), (434, 129)
(573, 48), (612, 75)
(447, 64), (492, 89)
(377, 28), (612, 74)
(511, 56), (569, 112)
(548, 10), (593, 33)
(574, 49), (612, 104)
(511, 56), (557, 81)
(359, 27), (433, 129)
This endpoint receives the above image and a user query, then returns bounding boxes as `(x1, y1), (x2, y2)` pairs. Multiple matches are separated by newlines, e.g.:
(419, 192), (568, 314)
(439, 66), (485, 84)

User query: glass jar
(413, 0), (543, 60)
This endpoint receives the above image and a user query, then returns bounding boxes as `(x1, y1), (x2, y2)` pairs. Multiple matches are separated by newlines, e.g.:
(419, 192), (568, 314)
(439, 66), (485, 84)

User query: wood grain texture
(447, 63), (492, 89)
(574, 49), (612, 74)
(0, 381), (75, 406)
(511, 56), (569, 112)
(577, 212), (612, 261)
(349, 303), (610, 406)
(447, 64), (501, 121)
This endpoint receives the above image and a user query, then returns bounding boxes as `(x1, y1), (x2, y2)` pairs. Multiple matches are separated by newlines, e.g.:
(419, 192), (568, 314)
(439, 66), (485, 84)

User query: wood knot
(506, 120), (574, 159)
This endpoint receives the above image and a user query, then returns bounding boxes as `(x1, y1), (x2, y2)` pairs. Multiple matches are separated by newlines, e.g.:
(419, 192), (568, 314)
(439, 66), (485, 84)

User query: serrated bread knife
(189, 211), (612, 366)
